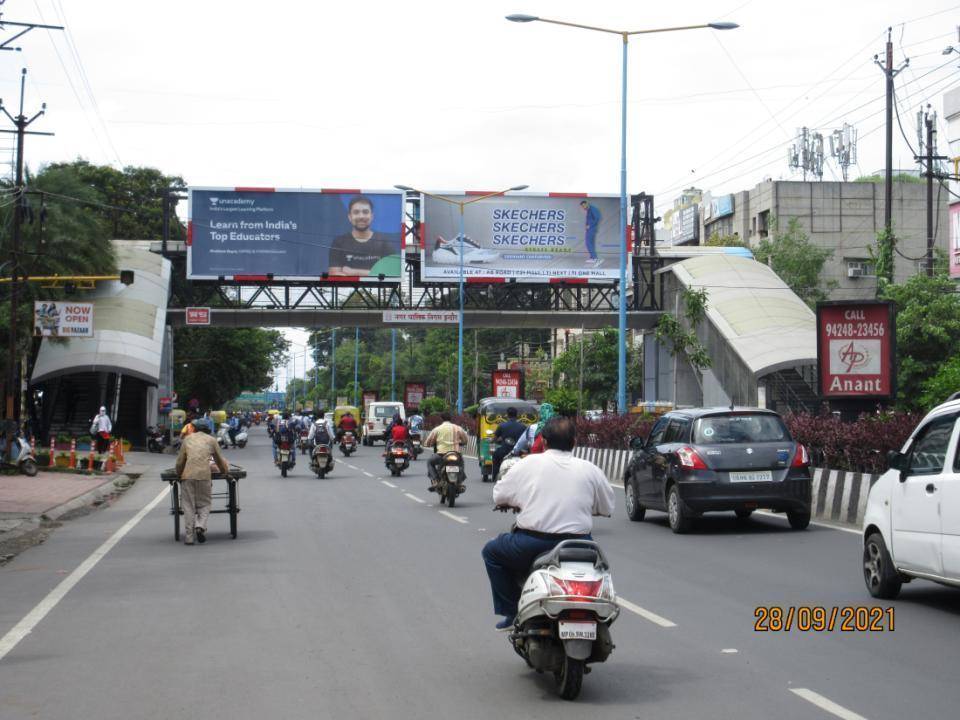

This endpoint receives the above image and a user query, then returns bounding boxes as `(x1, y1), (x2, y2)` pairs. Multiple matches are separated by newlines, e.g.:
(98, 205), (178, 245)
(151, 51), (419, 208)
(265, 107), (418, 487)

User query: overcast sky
(2, 0), (958, 383)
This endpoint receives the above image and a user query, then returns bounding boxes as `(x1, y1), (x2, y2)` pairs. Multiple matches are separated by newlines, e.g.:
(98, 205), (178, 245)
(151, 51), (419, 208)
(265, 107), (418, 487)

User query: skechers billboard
(421, 193), (621, 282)
(188, 188), (404, 281)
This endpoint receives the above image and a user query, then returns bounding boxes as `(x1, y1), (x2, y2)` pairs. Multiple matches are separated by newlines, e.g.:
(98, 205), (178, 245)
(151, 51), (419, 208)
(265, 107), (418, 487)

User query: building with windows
(698, 179), (948, 299)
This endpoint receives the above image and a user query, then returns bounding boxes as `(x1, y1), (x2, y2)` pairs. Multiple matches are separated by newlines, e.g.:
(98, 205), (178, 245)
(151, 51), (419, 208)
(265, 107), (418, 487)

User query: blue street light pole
(331, 327), (336, 409)
(391, 328), (397, 401)
(394, 184), (528, 416)
(506, 14), (738, 414)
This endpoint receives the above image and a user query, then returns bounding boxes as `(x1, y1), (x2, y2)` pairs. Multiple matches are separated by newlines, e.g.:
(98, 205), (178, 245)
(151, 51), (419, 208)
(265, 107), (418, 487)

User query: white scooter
(216, 425), (248, 449)
(1, 436), (38, 476)
(497, 510), (618, 701)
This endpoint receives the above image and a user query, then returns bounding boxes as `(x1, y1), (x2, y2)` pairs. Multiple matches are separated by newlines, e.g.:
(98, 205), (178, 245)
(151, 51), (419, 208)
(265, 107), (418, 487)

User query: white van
(862, 397), (960, 598)
(363, 402), (405, 445)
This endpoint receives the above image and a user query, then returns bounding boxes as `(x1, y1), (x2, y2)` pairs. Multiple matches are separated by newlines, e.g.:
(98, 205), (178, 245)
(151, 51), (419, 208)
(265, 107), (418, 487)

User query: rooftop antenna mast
(829, 123), (858, 181)
(787, 127), (824, 180)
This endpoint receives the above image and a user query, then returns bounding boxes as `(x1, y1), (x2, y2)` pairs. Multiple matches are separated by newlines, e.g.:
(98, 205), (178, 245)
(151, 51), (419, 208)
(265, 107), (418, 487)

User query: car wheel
(667, 484), (691, 534)
(863, 532), (902, 599)
(787, 510), (810, 530)
(735, 509), (753, 521)
(625, 480), (645, 522)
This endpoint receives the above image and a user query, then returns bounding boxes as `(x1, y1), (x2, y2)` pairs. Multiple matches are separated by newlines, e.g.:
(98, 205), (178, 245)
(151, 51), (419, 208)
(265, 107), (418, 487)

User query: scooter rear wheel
(555, 656), (584, 701)
(446, 485), (456, 508)
(281, 464), (288, 478)
(20, 459), (38, 477)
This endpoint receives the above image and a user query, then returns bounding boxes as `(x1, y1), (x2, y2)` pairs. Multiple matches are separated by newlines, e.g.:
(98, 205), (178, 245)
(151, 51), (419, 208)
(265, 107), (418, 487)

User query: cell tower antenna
(829, 123), (858, 181)
(787, 127), (824, 180)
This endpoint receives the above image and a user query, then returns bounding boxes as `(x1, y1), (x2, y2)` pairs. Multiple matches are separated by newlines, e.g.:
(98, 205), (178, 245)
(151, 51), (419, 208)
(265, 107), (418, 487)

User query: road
(1, 426), (958, 719)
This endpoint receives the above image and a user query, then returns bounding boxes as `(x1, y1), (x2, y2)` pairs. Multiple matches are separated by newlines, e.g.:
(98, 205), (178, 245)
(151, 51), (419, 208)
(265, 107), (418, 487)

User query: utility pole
(0, 69), (53, 421)
(390, 329), (396, 401)
(330, 328), (336, 409)
(874, 28), (909, 241)
(473, 329), (478, 406)
(919, 107), (947, 277)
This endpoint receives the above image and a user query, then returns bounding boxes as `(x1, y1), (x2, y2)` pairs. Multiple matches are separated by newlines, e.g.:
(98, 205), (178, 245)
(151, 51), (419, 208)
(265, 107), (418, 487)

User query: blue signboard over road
(188, 187), (404, 281)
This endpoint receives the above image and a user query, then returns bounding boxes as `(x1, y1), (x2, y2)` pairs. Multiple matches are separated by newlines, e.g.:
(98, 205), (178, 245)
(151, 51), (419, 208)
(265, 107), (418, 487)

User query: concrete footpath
(0, 453), (160, 564)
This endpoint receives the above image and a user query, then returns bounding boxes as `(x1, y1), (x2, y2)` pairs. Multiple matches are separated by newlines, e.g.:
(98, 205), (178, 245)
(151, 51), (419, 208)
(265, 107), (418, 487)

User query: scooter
(299, 430), (311, 455)
(1, 436), (38, 476)
(339, 431), (357, 457)
(216, 425), (248, 449)
(276, 439), (294, 477)
(147, 425), (167, 453)
(310, 443), (334, 478)
(409, 432), (423, 460)
(429, 450), (465, 508)
(384, 441), (411, 477)
(497, 513), (619, 701)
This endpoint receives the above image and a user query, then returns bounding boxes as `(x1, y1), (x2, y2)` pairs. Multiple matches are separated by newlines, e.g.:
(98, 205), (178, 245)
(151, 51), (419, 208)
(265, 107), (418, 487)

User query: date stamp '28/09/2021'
(754, 606), (894, 632)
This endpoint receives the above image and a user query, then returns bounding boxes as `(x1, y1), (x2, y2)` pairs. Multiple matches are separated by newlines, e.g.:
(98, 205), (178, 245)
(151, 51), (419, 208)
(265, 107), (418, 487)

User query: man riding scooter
(491, 406), (527, 482)
(273, 413), (297, 469)
(336, 411), (358, 442)
(423, 412), (468, 492)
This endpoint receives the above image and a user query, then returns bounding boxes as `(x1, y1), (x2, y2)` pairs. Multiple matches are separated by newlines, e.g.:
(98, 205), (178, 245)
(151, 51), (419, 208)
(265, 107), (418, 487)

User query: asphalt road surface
(1, 426), (959, 719)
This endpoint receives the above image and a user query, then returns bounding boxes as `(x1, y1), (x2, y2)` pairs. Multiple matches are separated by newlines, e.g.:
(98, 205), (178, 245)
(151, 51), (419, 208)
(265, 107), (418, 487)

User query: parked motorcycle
(310, 443), (334, 478)
(499, 521), (619, 701)
(0, 436), (38, 476)
(339, 431), (357, 457)
(276, 440), (293, 477)
(384, 441), (411, 477)
(216, 425), (248, 449)
(430, 450), (465, 508)
(409, 432), (423, 460)
(147, 425), (168, 453)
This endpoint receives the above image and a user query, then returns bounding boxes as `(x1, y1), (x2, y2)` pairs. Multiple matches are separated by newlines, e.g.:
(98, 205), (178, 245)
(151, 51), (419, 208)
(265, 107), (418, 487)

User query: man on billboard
(328, 195), (398, 276)
(580, 200), (602, 267)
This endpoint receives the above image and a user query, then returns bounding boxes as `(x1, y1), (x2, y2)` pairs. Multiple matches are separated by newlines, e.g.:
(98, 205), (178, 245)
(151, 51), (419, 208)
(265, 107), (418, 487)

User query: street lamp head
(708, 22), (739, 30)
(943, 46), (956, 56)
(509, 184), (529, 191)
(506, 14), (539, 23)
(394, 184), (415, 192)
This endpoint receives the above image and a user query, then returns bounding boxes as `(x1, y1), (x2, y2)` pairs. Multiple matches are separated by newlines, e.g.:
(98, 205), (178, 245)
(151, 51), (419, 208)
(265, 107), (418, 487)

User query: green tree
(655, 287), (712, 374)
(419, 396), (448, 414)
(544, 386), (579, 416)
(753, 217), (835, 307)
(175, 327), (288, 408)
(881, 272), (960, 410)
(705, 232), (748, 248)
(552, 328), (641, 411)
(919, 356), (960, 410)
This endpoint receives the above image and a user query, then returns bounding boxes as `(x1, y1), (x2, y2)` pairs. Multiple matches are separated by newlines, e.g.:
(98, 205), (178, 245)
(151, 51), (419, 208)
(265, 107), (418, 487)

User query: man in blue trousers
(482, 416), (615, 630)
(580, 200), (602, 267)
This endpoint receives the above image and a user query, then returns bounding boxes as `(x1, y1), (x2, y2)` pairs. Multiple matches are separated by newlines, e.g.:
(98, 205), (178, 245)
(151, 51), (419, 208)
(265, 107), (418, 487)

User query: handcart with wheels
(160, 464), (246, 541)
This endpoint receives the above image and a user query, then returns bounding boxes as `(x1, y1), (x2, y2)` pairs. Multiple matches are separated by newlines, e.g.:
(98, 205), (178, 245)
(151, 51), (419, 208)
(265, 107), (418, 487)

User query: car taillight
(676, 446), (708, 470)
(368, 422), (374, 429)
(548, 576), (603, 598)
(791, 444), (810, 468)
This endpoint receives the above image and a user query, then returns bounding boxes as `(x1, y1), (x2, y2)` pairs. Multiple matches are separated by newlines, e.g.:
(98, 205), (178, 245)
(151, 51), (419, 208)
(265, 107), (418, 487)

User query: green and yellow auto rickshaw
(475, 397), (539, 482)
(333, 405), (363, 442)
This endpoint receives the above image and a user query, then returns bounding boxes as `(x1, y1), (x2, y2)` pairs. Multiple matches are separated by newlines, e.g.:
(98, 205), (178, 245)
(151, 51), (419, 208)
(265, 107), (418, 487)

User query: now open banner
(34, 302), (94, 337)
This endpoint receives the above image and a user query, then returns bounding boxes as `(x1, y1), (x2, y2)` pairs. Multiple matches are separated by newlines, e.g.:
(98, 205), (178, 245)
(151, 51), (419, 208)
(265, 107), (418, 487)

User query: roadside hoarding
(188, 187), (404, 281)
(816, 301), (895, 398)
(362, 391), (377, 413)
(950, 203), (960, 279)
(670, 205), (699, 244)
(492, 369), (524, 399)
(404, 382), (426, 410)
(33, 302), (94, 337)
(383, 310), (458, 324)
(421, 193), (620, 282)
(159, 397), (172, 413)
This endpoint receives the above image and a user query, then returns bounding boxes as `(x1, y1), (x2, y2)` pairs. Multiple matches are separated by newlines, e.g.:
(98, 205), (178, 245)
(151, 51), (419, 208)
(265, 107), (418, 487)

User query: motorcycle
(299, 430), (311, 456)
(497, 514), (619, 701)
(430, 450), (465, 508)
(384, 441), (411, 477)
(409, 432), (423, 460)
(276, 439), (293, 477)
(339, 431), (357, 457)
(310, 443), (334, 478)
(147, 425), (168, 453)
(0, 435), (38, 477)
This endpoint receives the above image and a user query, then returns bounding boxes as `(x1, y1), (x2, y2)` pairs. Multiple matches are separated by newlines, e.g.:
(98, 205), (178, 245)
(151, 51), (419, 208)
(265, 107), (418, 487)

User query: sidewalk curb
(0, 471), (140, 564)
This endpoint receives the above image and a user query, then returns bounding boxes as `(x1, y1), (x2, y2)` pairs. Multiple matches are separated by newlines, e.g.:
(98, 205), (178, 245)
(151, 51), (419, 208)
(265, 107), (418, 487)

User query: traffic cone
(105, 442), (116, 472)
(48, 436), (55, 468)
(68, 439), (77, 469)
(117, 438), (125, 466)
(87, 445), (95, 472)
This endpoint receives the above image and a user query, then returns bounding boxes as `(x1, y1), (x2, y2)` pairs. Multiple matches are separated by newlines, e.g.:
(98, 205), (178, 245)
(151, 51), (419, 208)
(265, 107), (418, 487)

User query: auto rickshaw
(333, 405), (363, 442)
(476, 397), (539, 482)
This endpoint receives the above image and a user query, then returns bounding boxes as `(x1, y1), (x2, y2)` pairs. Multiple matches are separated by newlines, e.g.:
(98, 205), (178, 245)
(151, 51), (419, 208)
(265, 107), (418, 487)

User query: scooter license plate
(446, 465), (459, 473)
(558, 621), (597, 641)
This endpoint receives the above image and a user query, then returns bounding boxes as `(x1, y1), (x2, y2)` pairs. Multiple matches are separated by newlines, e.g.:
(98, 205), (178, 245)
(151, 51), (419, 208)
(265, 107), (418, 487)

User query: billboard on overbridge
(188, 187), (404, 281)
(420, 192), (621, 283)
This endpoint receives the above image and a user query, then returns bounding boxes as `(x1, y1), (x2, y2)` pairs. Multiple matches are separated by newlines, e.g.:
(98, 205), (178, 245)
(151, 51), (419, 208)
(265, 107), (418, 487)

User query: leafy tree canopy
(753, 217), (835, 307)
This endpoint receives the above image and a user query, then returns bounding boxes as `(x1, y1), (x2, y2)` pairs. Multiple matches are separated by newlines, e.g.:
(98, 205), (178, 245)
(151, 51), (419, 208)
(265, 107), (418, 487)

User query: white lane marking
(721, 648), (739, 654)
(439, 510), (468, 524)
(616, 597), (677, 628)
(790, 688), (868, 720)
(381, 480), (398, 488)
(754, 510), (861, 536)
(0, 485), (171, 662)
(404, 493), (426, 504)
(362, 471), (374, 478)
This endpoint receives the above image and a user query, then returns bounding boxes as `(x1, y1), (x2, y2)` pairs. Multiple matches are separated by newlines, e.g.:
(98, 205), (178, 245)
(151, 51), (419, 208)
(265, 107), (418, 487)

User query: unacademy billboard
(420, 193), (621, 282)
(188, 187), (404, 281)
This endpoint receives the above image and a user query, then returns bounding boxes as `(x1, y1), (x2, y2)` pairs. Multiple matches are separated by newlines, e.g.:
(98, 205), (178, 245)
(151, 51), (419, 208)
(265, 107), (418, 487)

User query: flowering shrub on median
(783, 410), (923, 474)
(575, 414), (654, 449)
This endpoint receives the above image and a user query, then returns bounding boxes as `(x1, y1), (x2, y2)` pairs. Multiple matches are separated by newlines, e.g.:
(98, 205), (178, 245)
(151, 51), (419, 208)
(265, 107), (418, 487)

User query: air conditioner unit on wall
(847, 265), (868, 278)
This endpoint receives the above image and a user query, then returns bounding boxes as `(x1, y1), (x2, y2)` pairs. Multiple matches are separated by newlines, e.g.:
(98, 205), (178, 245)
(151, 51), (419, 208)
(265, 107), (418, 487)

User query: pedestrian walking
(174, 422), (230, 545)
(90, 406), (113, 453)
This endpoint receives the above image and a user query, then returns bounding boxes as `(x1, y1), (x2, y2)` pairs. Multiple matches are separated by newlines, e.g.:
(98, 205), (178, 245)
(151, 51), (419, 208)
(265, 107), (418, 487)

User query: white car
(363, 401), (405, 446)
(862, 396), (960, 598)
(431, 235), (500, 265)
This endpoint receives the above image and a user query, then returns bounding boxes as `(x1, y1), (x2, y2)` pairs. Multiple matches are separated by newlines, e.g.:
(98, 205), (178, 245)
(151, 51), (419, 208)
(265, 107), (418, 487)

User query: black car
(623, 407), (812, 533)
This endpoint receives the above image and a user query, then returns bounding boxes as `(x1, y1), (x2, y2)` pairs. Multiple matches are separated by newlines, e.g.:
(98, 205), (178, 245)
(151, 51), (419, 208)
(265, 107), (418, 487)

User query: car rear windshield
(692, 414), (790, 444)
(374, 406), (399, 418)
